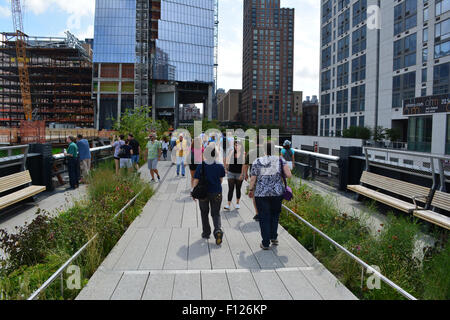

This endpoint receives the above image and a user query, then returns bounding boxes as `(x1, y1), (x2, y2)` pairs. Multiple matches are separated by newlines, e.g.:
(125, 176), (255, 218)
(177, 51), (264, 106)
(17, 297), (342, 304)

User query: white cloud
(0, 5), (10, 18)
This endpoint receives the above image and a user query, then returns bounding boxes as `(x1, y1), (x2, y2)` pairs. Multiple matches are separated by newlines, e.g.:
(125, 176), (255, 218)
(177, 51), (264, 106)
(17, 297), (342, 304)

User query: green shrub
(280, 181), (450, 300)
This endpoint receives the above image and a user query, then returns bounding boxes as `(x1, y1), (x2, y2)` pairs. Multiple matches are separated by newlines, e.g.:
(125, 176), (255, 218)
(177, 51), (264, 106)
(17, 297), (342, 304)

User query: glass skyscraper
(93, 0), (136, 63)
(153, 0), (215, 83)
(92, 0), (216, 129)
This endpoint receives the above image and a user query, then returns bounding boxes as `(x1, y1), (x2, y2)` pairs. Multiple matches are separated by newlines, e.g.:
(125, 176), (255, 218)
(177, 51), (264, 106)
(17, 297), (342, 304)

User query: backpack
(118, 145), (127, 158)
(191, 163), (208, 200)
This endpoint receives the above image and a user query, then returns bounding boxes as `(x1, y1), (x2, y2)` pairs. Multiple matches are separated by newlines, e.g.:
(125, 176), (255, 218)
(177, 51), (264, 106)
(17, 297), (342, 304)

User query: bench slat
(431, 191), (450, 212)
(0, 171), (32, 193)
(414, 210), (450, 230)
(360, 172), (430, 200)
(347, 185), (418, 213)
(0, 185), (46, 210)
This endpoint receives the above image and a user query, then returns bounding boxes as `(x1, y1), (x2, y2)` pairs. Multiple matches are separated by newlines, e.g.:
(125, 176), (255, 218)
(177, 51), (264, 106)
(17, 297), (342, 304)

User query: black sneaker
(201, 233), (210, 240)
(157, 175), (161, 181)
(253, 215), (260, 221)
(260, 243), (270, 250)
(271, 240), (279, 246)
(214, 230), (223, 246)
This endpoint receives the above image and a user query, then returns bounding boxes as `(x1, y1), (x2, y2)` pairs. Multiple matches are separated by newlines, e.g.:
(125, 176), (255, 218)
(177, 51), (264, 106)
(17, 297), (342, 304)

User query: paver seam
(109, 271), (125, 300)
(161, 228), (174, 271)
(136, 227), (158, 269)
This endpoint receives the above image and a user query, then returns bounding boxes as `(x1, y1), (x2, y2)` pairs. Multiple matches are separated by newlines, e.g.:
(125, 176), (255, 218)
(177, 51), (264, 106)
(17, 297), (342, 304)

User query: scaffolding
(0, 33), (94, 128)
(135, 0), (150, 108)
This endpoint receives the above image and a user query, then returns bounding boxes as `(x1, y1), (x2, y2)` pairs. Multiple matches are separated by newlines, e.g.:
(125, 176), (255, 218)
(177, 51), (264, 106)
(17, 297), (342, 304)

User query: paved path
(77, 161), (356, 300)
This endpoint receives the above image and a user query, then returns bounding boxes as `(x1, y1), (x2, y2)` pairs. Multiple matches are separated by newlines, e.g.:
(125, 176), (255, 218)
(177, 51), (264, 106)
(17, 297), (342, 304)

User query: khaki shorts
(148, 158), (158, 170)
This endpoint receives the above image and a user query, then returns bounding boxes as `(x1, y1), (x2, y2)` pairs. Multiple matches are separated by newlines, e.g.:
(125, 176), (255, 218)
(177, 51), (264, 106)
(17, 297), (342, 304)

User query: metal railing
(282, 204), (417, 300)
(364, 147), (450, 190)
(27, 189), (144, 300)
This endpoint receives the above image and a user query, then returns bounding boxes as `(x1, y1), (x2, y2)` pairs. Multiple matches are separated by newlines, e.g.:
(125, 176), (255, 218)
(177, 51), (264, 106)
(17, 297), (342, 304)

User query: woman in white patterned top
(248, 141), (292, 250)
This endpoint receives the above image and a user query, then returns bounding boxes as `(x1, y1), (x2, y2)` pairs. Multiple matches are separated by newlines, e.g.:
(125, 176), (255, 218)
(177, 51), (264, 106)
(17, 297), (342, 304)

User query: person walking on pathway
(146, 133), (162, 182)
(76, 134), (91, 184)
(170, 134), (177, 151)
(243, 138), (260, 221)
(64, 136), (79, 190)
(224, 140), (245, 210)
(248, 141), (292, 250)
(192, 144), (225, 245)
(119, 139), (134, 172)
(281, 140), (295, 170)
(189, 136), (204, 190)
(161, 136), (169, 161)
(128, 134), (141, 171)
(175, 134), (188, 177)
(112, 135), (125, 175)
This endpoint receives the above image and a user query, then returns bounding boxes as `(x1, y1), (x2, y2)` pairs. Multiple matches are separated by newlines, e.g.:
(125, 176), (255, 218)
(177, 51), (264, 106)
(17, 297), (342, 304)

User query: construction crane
(11, 0), (33, 121)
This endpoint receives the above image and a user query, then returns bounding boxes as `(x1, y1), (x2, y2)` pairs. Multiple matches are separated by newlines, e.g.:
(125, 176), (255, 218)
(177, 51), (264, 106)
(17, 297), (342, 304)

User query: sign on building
(403, 94), (450, 116)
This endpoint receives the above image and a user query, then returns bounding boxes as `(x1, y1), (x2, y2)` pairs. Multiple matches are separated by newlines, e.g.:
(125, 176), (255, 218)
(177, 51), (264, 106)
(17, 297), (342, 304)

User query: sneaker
(214, 230), (223, 246)
(235, 204), (240, 209)
(253, 215), (260, 221)
(260, 243), (270, 250)
(157, 175), (161, 181)
(224, 204), (230, 210)
(150, 179), (155, 183)
(271, 240), (279, 246)
(201, 233), (210, 240)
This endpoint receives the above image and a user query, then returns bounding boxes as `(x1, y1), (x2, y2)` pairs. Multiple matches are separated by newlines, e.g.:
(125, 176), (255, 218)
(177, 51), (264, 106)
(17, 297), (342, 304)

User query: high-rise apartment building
(320, 0), (450, 155)
(93, 0), (217, 129)
(241, 0), (301, 133)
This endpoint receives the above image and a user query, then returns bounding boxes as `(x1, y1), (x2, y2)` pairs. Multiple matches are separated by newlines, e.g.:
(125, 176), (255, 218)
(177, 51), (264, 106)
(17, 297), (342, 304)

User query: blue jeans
(131, 154), (139, 164)
(68, 157), (79, 188)
(255, 196), (283, 248)
(176, 156), (185, 176)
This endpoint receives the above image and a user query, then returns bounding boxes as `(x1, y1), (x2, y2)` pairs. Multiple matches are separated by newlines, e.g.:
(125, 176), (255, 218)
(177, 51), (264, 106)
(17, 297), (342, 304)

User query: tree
(112, 106), (168, 149)
(372, 126), (386, 143)
(385, 128), (402, 142)
(343, 126), (372, 140)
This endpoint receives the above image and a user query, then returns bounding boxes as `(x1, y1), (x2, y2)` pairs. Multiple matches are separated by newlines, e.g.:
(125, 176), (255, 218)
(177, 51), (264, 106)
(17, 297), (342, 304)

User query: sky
(0, 0), (320, 98)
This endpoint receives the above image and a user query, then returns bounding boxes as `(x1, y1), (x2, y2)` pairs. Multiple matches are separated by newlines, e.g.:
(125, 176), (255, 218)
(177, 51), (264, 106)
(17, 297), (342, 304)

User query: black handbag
(191, 162), (208, 200)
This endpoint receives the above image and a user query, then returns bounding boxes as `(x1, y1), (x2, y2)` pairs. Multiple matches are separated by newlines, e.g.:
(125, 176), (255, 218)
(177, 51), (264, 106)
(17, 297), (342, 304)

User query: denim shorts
(120, 158), (133, 169)
(131, 154), (139, 164)
(227, 171), (242, 180)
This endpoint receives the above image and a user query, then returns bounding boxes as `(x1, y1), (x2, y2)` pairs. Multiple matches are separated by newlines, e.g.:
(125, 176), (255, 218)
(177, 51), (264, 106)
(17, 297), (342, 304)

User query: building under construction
(0, 32), (94, 128)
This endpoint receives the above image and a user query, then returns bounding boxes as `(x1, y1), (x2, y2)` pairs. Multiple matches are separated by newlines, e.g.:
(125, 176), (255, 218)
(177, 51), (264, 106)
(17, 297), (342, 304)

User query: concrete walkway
(77, 161), (356, 300)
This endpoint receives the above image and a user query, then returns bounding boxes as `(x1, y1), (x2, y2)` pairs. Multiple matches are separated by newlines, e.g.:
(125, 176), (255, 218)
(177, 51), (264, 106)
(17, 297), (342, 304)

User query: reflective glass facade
(93, 0), (136, 63)
(154, 0), (215, 83)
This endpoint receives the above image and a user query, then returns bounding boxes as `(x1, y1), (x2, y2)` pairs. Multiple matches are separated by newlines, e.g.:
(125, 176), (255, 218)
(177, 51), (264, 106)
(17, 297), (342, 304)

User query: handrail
(0, 145), (29, 151)
(27, 188), (143, 300)
(275, 145), (340, 162)
(282, 204), (417, 300)
(53, 145), (112, 160)
(365, 146), (450, 161)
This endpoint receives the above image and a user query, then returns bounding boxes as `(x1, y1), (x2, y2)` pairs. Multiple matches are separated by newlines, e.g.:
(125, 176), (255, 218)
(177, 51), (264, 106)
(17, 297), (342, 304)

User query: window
(359, 116), (365, 127)
(351, 84), (365, 112)
(394, 0), (417, 35)
(423, 27), (428, 42)
(436, 0), (450, 16)
(446, 114), (450, 154)
(393, 33), (417, 71)
(337, 62), (349, 87)
(352, 0), (367, 27)
(322, 22), (332, 46)
(338, 35), (350, 62)
(322, 0), (332, 23)
(434, 19), (450, 58)
(408, 116), (433, 153)
(338, 0), (350, 11)
(321, 70), (331, 91)
(321, 94), (331, 115)
(336, 89), (349, 114)
(350, 116), (358, 127)
(423, 47), (428, 63)
(322, 46), (332, 69)
(352, 55), (366, 82)
(338, 9), (350, 36)
(352, 26), (367, 54)
(433, 62), (450, 94)
(392, 71), (416, 108)
(336, 118), (342, 136)
(422, 68), (428, 83)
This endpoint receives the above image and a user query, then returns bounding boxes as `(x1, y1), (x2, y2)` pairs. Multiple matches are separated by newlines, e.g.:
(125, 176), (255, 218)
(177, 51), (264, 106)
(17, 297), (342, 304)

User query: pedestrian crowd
(64, 134), (92, 190)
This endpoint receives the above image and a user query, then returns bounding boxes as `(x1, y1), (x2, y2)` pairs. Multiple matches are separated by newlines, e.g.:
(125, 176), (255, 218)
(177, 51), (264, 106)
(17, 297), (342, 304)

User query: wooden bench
(348, 171), (450, 230)
(0, 170), (46, 210)
(347, 171), (430, 213)
(414, 191), (450, 230)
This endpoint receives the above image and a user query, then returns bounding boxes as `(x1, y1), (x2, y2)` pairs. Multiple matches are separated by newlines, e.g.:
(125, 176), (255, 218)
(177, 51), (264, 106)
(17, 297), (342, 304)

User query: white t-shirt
(162, 141), (169, 150)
